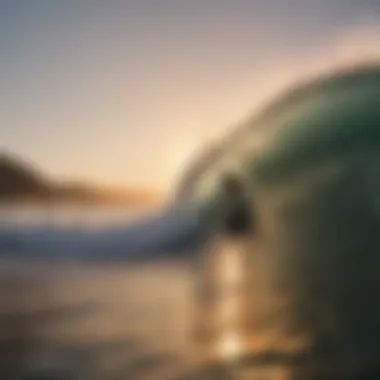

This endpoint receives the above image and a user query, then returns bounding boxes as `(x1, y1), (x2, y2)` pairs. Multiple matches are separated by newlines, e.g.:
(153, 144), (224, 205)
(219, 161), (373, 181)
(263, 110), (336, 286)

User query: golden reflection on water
(217, 331), (242, 362)
(0, 245), (334, 380)
(195, 237), (304, 380)
(215, 244), (244, 364)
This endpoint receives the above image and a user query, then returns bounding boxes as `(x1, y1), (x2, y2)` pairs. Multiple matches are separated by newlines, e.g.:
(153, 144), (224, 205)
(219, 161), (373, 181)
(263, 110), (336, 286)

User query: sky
(2, 0), (380, 192)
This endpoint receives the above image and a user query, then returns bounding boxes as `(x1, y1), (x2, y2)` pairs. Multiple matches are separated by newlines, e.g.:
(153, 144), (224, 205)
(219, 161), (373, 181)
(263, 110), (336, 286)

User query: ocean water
(0, 205), (235, 380)
(4, 203), (378, 380)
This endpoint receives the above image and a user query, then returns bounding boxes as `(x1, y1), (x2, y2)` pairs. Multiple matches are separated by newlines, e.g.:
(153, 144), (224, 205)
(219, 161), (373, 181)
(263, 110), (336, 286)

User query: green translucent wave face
(185, 65), (380, 219)
(186, 65), (380, 370)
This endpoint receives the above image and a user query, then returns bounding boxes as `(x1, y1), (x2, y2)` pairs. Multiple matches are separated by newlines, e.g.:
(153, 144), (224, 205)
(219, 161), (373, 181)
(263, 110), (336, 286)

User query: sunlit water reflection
(3, 205), (367, 380)
(0, 206), (237, 379)
(0, 259), (198, 379)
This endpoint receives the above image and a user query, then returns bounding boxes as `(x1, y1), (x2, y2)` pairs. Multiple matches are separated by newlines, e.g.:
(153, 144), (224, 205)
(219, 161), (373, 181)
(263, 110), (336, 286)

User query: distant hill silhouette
(0, 153), (50, 198)
(0, 152), (162, 205)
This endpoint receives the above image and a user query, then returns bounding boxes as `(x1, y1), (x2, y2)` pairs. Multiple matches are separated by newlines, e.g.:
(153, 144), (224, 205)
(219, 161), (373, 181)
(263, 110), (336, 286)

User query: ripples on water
(6, 205), (368, 380)
(0, 259), (201, 380)
(0, 205), (236, 380)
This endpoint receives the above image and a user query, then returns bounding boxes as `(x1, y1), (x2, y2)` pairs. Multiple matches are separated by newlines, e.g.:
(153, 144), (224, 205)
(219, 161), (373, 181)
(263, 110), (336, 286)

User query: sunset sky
(2, 1), (380, 191)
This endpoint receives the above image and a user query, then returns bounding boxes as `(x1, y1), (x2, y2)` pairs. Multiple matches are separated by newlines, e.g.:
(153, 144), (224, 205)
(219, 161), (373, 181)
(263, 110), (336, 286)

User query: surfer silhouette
(220, 174), (253, 236)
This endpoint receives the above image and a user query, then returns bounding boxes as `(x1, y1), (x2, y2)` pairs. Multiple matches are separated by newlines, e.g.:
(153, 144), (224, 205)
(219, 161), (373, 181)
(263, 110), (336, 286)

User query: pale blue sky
(2, 0), (380, 190)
